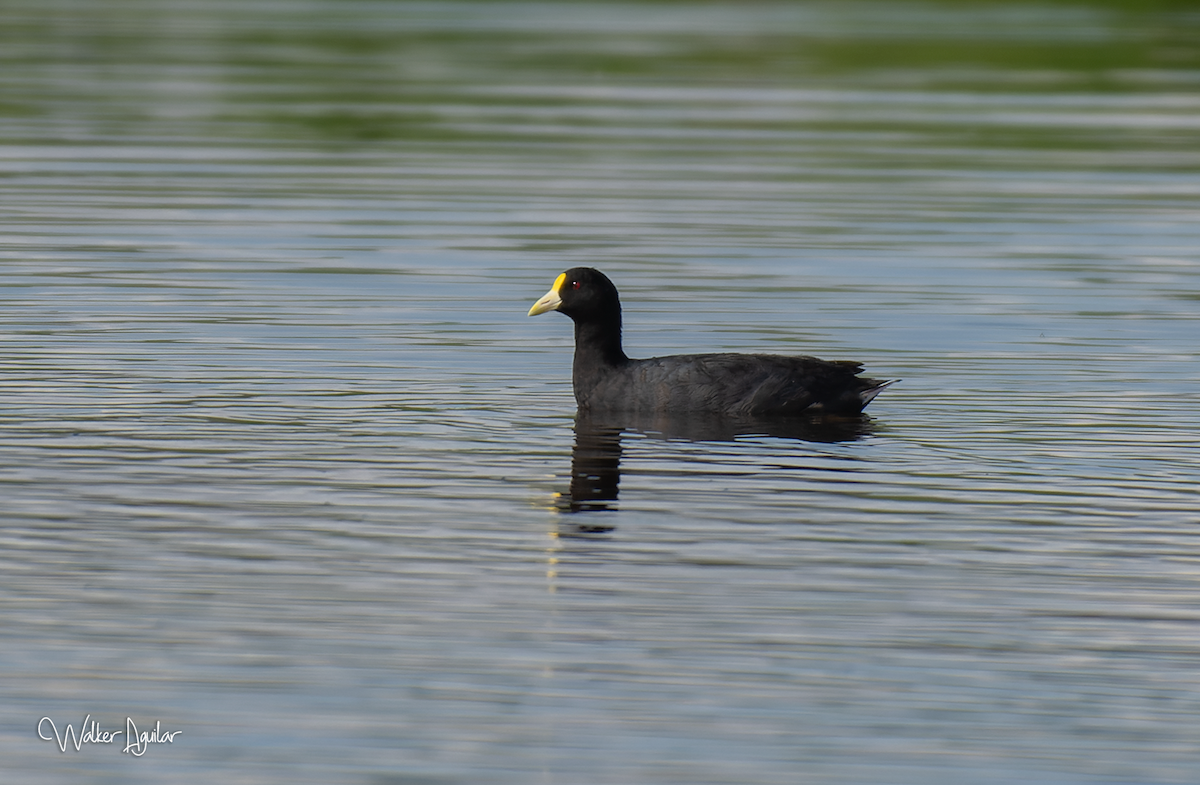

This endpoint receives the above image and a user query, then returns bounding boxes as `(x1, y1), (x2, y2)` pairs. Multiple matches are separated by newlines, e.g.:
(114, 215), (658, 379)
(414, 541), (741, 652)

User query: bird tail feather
(859, 379), (897, 406)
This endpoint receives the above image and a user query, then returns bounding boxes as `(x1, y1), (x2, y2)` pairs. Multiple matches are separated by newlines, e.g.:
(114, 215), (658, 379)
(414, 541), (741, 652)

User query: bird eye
(572, 280), (581, 290)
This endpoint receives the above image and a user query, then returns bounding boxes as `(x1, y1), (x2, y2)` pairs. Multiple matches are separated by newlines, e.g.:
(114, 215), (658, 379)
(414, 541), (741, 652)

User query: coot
(529, 267), (892, 416)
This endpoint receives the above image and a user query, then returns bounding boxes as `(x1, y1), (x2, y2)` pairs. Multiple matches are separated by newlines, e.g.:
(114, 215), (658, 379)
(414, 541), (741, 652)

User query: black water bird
(528, 267), (892, 417)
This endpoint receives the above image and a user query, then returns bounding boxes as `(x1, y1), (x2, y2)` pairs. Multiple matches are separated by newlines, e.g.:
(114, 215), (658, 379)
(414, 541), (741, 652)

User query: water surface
(2, 1), (1199, 783)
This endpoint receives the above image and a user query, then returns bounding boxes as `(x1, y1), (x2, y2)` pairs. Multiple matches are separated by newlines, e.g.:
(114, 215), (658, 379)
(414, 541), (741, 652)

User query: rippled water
(3, 1), (1200, 783)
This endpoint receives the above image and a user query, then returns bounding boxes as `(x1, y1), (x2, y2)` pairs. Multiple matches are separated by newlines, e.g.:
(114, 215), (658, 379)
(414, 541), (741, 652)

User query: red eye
(572, 280), (581, 290)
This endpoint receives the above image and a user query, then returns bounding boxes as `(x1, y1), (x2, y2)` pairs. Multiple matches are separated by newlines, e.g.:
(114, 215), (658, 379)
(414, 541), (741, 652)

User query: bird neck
(573, 315), (629, 371)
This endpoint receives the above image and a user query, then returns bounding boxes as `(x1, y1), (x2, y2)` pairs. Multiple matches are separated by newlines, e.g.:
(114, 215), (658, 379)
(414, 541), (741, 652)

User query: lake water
(2, 1), (1199, 782)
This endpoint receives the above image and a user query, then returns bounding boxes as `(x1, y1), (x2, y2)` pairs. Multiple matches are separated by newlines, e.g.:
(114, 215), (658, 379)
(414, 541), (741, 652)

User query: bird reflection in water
(554, 409), (875, 532)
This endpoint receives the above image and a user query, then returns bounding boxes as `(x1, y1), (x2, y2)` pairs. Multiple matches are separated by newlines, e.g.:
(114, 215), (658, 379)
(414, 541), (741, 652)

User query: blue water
(2, 1), (1199, 783)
